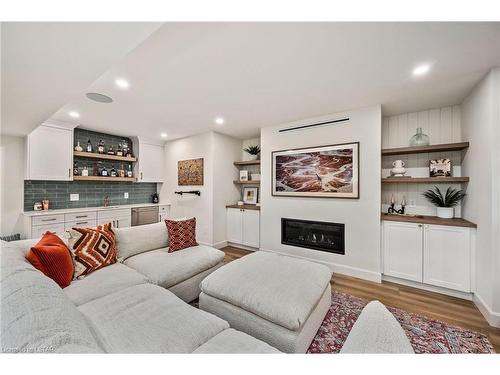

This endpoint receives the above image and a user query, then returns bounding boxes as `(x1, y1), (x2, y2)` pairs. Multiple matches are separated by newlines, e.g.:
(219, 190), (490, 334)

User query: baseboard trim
(473, 293), (500, 328)
(211, 241), (228, 249)
(226, 242), (258, 252)
(260, 247), (382, 283)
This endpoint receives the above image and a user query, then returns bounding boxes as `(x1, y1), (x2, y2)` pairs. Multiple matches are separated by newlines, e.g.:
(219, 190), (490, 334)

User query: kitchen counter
(23, 202), (171, 217)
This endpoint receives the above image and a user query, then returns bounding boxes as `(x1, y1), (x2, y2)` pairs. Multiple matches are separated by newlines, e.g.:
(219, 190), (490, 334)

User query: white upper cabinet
(133, 138), (164, 183)
(25, 122), (75, 181)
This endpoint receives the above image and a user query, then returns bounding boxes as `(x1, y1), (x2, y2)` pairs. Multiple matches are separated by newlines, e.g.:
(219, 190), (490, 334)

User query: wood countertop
(381, 213), (477, 228)
(226, 204), (260, 211)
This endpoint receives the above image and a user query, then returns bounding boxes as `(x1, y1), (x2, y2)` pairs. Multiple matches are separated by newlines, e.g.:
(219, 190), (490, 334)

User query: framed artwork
(272, 142), (359, 198)
(239, 170), (249, 181)
(429, 158), (451, 177)
(243, 187), (258, 205)
(178, 158), (204, 185)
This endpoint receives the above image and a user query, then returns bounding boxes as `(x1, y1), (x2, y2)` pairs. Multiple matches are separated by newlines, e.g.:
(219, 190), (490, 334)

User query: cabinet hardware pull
(418, 224), (423, 227)
(75, 215), (87, 218)
(140, 172), (143, 180)
(42, 218), (57, 222)
(68, 168), (71, 178)
(76, 221), (88, 225)
(116, 219), (120, 228)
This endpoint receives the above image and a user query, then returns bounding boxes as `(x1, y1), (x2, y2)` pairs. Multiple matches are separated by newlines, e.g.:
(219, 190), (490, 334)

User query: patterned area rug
(307, 290), (495, 354)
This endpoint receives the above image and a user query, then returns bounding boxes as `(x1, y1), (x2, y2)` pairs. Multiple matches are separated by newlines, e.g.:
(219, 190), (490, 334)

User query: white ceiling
(3, 22), (500, 140)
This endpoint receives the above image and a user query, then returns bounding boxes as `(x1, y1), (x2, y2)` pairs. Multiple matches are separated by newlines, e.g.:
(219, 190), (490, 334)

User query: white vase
(436, 207), (454, 219)
(248, 154), (259, 161)
(391, 160), (406, 177)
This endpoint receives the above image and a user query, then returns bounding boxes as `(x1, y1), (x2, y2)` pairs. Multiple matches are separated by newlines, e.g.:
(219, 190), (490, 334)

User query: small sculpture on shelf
(387, 195), (406, 215)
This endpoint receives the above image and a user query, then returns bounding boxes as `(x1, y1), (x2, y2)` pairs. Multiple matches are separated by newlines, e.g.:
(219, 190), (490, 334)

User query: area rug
(307, 290), (495, 354)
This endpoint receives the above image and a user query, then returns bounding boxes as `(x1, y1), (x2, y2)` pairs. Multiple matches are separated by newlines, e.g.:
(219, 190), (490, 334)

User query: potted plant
(243, 144), (261, 160)
(422, 186), (466, 219)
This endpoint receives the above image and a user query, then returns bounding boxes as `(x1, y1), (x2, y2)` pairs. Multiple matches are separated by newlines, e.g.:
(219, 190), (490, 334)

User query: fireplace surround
(281, 218), (345, 255)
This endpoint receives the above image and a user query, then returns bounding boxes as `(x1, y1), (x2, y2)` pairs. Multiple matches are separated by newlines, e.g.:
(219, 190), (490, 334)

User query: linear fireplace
(281, 218), (345, 255)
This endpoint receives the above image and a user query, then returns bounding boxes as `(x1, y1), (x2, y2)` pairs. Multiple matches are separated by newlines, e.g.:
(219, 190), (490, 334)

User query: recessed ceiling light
(115, 78), (130, 89)
(69, 111), (80, 118)
(214, 117), (225, 125)
(161, 133), (168, 138)
(412, 64), (431, 77)
(86, 92), (113, 103)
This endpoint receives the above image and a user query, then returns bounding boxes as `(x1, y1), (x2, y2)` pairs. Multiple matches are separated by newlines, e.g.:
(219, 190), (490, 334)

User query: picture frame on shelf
(429, 158), (451, 177)
(239, 170), (249, 182)
(243, 187), (258, 205)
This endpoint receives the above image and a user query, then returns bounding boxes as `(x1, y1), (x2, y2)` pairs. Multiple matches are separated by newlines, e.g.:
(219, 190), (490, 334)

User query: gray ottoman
(199, 251), (332, 353)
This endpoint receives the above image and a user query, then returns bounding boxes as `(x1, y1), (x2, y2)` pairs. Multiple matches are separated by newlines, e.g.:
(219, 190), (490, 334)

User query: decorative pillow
(165, 217), (198, 252)
(26, 232), (74, 288)
(67, 223), (117, 279)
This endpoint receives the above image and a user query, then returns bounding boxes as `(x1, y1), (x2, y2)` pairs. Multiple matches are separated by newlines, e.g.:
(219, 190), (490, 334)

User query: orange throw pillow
(26, 232), (74, 288)
(165, 217), (198, 252)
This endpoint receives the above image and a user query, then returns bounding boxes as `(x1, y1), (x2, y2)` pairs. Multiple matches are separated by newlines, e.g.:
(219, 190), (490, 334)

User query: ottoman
(199, 251), (332, 353)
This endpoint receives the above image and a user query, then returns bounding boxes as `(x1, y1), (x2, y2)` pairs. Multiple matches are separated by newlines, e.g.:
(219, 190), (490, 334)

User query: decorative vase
(436, 207), (454, 219)
(248, 154), (259, 161)
(391, 160), (406, 177)
(74, 141), (83, 152)
(409, 127), (430, 147)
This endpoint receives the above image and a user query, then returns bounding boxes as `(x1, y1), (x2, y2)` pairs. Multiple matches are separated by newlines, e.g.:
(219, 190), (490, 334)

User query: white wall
(260, 105), (382, 282)
(382, 106), (463, 216)
(0, 135), (25, 237)
(462, 68), (500, 327)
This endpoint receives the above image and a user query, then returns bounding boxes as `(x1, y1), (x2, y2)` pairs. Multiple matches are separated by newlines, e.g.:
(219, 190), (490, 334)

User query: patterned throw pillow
(67, 223), (117, 279)
(165, 217), (198, 252)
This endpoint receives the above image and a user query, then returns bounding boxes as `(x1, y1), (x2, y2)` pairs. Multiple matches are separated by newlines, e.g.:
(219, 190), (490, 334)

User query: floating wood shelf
(381, 142), (469, 156)
(381, 213), (477, 228)
(74, 151), (137, 162)
(233, 180), (261, 185)
(233, 160), (261, 166)
(73, 176), (136, 182)
(226, 204), (260, 211)
(381, 177), (469, 184)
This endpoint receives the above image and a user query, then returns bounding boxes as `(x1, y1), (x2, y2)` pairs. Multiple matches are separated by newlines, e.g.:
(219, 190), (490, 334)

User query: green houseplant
(422, 186), (466, 218)
(243, 144), (261, 160)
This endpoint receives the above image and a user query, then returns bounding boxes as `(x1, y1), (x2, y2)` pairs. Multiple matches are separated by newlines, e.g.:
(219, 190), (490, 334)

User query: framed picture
(178, 158), (204, 185)
(429, 158), (451, 177)
(272, 142), (359, 198)
(239, 170), (249, 181)
(243, 187), (258, 205)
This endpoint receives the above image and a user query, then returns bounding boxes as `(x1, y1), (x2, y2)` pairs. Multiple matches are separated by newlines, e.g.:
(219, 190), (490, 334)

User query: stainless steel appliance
(131, 206), (159, 226)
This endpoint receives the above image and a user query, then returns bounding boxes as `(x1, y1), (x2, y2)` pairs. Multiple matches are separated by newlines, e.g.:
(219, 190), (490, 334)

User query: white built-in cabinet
(25, 122), (75, 181)
(96, 208), (132, 229)
(226, 208), (260, 248)
(382, 221), (472, 293)
(132, 138), (164, 182)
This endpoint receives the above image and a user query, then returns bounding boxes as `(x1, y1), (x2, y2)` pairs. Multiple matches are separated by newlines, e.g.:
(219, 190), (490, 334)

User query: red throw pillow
(26, 232), (74, 288)
(165, 217), (198, 252)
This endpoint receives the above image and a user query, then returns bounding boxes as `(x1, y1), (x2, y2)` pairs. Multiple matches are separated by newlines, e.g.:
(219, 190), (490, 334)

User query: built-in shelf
(233, 180), (261, 185)
(381, 142), (469, 156)
(226, 204), (260, 211)
(381, 176), (469, 184)
(381, 213), (477, 228)
(233, 160), (261, 166)
(73, 176), (136, 182)
(74, 151), (137, 162)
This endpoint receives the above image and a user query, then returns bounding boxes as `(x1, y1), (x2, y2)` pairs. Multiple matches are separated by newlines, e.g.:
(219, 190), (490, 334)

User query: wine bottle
(98, 140), (105, 154)
(101, 166), (108, 177)
(73, 161), (79, 176)
(86, 139), (93, 153)
(127, 165), (133, 177)
(107, 145), (115, 155)
(116, 144), (123, 156)
(110, 166), (117, 177)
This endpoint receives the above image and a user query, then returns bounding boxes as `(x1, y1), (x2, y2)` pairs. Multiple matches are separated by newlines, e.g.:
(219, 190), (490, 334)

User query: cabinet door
(242, 209), (260, 248)
(27, 125), (73, 181)
(65, 220), (97, 231)
(31, 223), (66, 239)
(226, 208), (243, 244)
(138, 143), (164, 182)
(423, 225), (471, 292)
(115, 216), (131, 229)
(383, 221), (423, 282)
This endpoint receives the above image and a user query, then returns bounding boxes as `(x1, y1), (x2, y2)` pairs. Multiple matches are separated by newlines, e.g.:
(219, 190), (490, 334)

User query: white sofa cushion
(193, 328), (280, 353)
(114, 222), (168, 261)
(124, 245), (225, 289)
(200, 251), (332, 331)
(1, 244), (103, 353)
(78, 284), (229, 353)
(340, 301), (414, 353)
(64, 263), (149, 306)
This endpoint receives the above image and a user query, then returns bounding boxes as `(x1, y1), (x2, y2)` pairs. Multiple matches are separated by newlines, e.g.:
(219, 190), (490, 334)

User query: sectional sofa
(0, 222), (279, 353)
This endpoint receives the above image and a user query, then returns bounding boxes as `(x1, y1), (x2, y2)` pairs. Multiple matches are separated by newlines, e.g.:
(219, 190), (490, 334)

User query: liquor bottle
(97, 140), (105, 154)
(74, 141), (83, 152)
(110, 166), (117, 177)
(116, 144), (123, 156)
(81, 165), (89, 176)
(101, 166), (108, 177)
(73, 161), (79, 176)
(127, 165), (133, 177)
(107, 145), (115, 155)
(86, 139), (93, 153)
(119, 164), (125, 178)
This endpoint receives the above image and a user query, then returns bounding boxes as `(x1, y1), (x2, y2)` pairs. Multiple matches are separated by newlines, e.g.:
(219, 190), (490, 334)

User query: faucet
(103, 195), (109, 207)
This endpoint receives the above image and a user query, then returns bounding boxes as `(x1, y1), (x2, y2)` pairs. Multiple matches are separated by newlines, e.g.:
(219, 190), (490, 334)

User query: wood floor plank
(221, 246), (500, 352)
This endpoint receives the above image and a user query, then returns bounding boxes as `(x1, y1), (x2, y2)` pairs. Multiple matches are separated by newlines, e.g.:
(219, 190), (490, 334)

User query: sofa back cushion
(114, 222), (169, 261)
(1, 242), (103, 353)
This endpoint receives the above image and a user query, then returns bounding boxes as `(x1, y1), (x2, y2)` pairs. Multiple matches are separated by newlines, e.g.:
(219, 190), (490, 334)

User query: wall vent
(278, 117), (349, 133)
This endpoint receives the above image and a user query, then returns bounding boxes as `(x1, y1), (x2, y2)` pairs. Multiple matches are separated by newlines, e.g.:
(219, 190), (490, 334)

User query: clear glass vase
(409, 127), (430, 147)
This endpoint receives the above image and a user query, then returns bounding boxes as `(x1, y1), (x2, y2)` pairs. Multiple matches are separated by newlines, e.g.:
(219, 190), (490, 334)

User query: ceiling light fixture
(412, 63), (431, 77)
(214, 117), (225, 125)
(115, 78), (130, 89)
(161, 133), (168, 138)
(69, 111), (80, 118)
(86, 92), (113, 103)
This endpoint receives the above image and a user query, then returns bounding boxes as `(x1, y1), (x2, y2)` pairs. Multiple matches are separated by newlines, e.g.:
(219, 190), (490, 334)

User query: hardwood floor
(222, 246), (500, 352)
